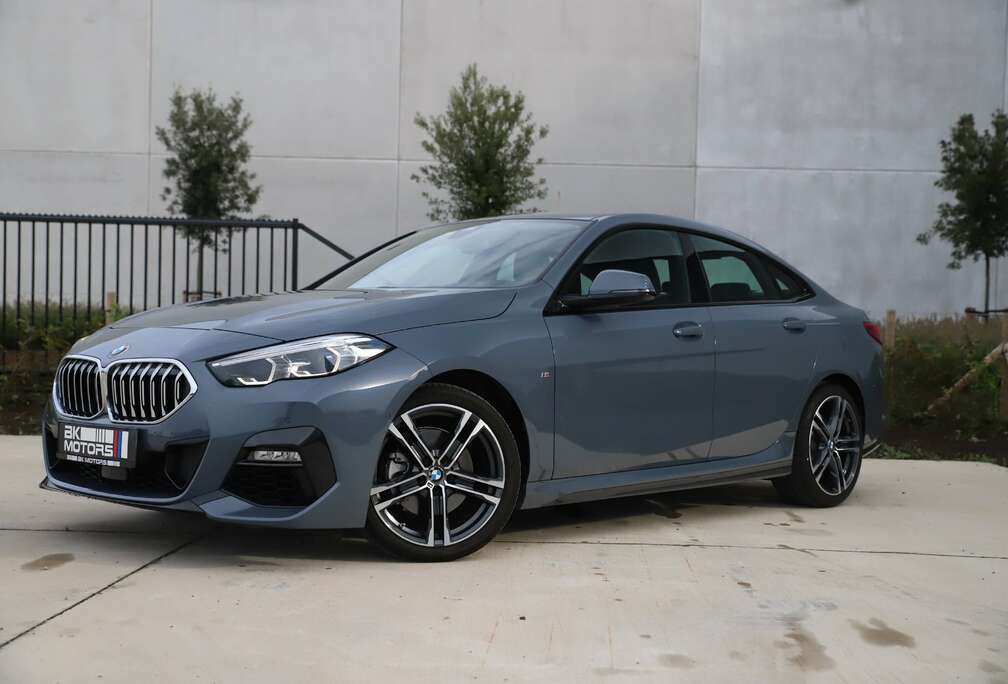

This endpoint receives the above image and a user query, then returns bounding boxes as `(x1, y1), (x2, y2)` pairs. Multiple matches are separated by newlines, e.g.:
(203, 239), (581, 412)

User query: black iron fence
(0, 212), (353, 340)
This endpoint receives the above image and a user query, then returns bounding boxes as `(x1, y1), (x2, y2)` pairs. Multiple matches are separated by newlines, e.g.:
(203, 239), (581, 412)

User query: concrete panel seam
(698, 165), (941, 175)
(395, 0), (405, 236)
(399, 158), (697, 170)
(0, 532), (209, 651)
(146, 0), (154, 215)
(1003, 0), (1008, 110)
(692, 0), (703, 220)
(0, 149), (150, 158)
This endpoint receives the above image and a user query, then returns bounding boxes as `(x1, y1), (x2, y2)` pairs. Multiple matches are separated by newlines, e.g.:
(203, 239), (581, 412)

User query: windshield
(315, 219), (587, 290)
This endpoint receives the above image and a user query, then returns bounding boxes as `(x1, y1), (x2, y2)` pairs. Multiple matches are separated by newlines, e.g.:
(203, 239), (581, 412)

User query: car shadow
(64, 480), (788, 565)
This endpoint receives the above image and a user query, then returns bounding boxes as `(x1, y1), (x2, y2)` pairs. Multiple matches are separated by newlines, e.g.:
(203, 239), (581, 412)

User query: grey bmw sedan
(42, 214), (883, 561)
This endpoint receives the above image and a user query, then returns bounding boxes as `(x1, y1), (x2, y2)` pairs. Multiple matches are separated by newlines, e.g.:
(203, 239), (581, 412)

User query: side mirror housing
(559, 269), (657, 312)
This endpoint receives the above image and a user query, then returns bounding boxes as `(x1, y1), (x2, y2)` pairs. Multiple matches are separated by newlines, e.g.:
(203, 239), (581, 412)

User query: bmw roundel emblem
(429, 468), (445, 482)
(110, 344), (129, 357)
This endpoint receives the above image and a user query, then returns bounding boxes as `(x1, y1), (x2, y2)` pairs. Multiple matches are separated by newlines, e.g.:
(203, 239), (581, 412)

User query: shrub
(412, 64), (549, 222)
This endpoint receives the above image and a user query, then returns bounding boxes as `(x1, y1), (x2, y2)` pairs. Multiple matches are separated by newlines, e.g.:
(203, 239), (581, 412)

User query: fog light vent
(246, 449), (302, 464)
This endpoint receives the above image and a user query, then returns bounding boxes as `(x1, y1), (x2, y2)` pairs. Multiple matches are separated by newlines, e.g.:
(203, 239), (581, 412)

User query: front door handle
(673, 321), (704, 339)
(782, 317), (806, 332)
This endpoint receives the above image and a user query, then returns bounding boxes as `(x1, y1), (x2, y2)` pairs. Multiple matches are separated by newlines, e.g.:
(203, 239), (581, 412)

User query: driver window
(564, 229), (690, 305)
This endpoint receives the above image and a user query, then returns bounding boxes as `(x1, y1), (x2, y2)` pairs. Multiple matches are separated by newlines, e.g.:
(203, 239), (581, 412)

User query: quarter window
(763, 257), (812, 300)
(563, 229), (691, 306)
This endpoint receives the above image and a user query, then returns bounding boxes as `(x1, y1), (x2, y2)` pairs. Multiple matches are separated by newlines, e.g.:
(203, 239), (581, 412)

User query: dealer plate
(57, 423), (137, 469)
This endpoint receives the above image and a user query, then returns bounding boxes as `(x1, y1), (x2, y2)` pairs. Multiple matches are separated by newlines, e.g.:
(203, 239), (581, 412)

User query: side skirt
(521, 446), (792, 510)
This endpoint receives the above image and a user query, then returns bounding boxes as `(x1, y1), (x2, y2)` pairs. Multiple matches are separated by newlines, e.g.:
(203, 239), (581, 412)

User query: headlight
(208, 334), (391, 387)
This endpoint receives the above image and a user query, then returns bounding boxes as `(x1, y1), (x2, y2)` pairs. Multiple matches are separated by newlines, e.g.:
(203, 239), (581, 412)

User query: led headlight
(208, 334), (391, 387)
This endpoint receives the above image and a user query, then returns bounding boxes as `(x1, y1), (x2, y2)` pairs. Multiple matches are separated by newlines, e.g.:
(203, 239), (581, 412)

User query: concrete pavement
(0, 434), (1005, 682)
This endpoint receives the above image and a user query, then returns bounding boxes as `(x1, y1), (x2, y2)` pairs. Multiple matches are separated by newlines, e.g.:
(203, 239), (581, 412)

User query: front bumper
(42, 340), (429, 529)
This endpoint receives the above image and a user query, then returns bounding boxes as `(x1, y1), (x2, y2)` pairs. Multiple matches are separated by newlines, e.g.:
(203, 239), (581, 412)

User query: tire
(773, 384), (864, 507)
(365, 383), (522, 561)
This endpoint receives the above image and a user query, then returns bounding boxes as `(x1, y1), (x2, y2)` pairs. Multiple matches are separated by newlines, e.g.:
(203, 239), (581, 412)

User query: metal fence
(0, 212), (354, 338)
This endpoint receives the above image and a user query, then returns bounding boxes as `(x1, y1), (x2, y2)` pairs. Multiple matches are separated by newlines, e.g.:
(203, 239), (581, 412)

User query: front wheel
(365, 383), (522, 561)
(773, 384), (863, 507)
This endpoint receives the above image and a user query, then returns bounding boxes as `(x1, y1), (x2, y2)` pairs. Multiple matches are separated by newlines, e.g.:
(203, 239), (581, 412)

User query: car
(41, 213), (884, 561)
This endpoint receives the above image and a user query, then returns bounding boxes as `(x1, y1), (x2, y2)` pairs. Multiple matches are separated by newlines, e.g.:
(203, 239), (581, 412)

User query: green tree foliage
(918, 110), (1008, 314)
(156, 86), (262, 296)
(412, 64), (549, 222)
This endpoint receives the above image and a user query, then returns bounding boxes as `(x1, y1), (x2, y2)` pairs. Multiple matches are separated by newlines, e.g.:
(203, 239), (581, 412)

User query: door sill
(522, 444), (792, 509)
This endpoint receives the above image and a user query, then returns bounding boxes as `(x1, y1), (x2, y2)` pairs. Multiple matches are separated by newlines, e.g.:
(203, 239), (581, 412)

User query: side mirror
(560, 269), (657, 312)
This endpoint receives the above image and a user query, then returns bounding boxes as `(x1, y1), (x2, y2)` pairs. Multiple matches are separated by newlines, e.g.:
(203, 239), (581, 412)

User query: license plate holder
(56, 423), (137, 469)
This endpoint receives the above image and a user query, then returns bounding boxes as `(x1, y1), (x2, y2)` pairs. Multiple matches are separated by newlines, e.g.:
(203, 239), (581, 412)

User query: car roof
(482, 212), (749, 242)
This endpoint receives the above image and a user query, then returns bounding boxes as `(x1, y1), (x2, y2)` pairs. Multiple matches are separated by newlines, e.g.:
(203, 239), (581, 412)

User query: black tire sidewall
(365, 383), (523, 562)
(786, 384), (863, 508)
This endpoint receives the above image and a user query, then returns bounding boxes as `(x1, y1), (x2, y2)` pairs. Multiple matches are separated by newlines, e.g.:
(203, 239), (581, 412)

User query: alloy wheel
(370, 403), (506, 548)
(807, 395), (862, 496)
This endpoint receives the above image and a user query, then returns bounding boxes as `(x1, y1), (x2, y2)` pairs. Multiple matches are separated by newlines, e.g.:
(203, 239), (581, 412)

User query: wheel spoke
(400, 413), (436, 466)
(370, 472), (425, 496)
(833, 400), (848, 439)
(812, 449), (831, 482)
(387, 423), (430, 470)
(374, 482), (428, 512)
(445, 481), (501, 506)
(436, 408), (472, 466)
(812, 412), (830, 441)
(830, 451), (845, 491)
(448, 471), (504, 489)
(443, 419), (487, 471)
(426, 487), (436, 546)
(439, 484), (451, 546)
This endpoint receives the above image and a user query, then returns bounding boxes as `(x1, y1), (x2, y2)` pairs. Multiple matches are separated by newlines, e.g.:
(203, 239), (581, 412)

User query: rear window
(690, 235), (767, 302)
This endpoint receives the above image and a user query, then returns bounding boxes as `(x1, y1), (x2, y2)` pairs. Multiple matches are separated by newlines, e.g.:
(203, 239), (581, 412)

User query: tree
(918, 110), (1008, 315)
(156, 86), (262, 298)
(412, 64), (549, 222)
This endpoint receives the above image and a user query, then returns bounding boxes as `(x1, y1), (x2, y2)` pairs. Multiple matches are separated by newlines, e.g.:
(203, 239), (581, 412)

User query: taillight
(863, 321), (883, 345)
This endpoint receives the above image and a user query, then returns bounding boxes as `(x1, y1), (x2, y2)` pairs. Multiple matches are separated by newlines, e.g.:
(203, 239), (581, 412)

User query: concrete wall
(1, 0), (1006, 316)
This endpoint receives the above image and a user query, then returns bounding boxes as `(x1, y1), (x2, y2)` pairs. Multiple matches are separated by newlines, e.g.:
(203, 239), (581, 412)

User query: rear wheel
(365, 383), (522, 561)
(773, 384), (863, 507)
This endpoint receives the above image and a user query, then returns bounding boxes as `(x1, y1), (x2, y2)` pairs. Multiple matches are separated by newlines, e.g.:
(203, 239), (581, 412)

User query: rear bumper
(42, 348), (429, 529)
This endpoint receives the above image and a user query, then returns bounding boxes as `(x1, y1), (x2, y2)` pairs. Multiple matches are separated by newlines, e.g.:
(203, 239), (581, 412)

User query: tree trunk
(985, 254), (991, 318)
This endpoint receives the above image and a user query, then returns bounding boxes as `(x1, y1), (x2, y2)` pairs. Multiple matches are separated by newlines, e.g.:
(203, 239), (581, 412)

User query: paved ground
(0, 435), (1005, 683)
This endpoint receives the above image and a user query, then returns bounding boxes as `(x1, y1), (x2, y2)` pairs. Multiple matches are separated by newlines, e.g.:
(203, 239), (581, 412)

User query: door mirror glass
(561, 269), (656, 311)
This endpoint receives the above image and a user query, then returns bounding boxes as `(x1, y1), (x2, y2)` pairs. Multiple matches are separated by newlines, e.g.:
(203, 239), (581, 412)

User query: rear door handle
(673, 321), (704, 339)
(782, 317), (806, 332)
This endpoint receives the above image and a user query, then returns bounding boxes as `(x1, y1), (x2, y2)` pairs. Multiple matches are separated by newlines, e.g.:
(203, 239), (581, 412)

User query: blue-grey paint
(40, 214), (884, 529)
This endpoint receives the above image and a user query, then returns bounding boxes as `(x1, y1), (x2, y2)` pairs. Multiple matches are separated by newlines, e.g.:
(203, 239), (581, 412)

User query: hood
(109, 288), (518, 341)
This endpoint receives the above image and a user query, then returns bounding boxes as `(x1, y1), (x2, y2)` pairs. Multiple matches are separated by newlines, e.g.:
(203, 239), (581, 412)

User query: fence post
(105, 291), (117, 325)
(884, 310), (897, 348)
(291, 219), (299, 291)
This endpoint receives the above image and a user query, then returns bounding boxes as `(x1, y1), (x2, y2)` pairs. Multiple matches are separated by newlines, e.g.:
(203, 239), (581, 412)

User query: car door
(687, 233), (817, 459)
(545, 227), (715, 478)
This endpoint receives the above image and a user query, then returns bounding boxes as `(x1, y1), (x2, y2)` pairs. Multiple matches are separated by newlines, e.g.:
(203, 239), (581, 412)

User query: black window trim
(545, 223), (816, 314)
